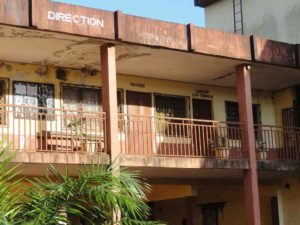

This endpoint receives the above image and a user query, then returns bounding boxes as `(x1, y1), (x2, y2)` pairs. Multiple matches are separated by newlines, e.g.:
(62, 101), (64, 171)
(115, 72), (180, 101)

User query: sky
(54, 0), (205, 27)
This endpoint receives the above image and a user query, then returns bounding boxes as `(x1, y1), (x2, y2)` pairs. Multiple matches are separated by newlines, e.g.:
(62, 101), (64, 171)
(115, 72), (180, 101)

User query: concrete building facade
(0, 0), (300, 225)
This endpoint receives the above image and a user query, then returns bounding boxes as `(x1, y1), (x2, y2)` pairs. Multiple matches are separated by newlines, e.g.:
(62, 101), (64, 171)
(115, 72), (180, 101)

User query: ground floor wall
(149, 181), (300, 225)
(274, 88), (294, 127)
(277, 178), (300, 225)
(151, 196), (273, 225)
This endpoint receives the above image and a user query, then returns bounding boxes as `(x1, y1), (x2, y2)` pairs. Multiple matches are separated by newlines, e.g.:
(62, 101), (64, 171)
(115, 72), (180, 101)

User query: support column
(236, 64), (261, 225)
(185, 196), (198, 225)
(101, 44), (120, 162)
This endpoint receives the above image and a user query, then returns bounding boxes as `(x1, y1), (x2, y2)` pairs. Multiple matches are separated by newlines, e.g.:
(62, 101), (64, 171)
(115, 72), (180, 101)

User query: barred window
(13, 81), (54, 118)
(154, 94), (188, 118)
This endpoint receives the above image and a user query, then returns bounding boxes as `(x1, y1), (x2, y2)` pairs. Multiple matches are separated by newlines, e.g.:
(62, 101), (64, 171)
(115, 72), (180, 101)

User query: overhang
(194, 0), (222, 7)
(1, 25), (300, 91)
(0, 0), (299, 70)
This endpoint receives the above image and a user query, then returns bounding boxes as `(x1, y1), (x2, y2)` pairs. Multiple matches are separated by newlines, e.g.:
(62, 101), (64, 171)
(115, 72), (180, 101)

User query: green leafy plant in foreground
(21, 163), (164, 225)
(0, 138), (164, 225)
(0, 140), (23, 225)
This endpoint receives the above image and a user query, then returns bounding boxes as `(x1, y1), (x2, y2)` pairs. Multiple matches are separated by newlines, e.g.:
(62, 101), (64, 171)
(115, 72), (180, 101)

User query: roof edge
(194, 0), (222, 7)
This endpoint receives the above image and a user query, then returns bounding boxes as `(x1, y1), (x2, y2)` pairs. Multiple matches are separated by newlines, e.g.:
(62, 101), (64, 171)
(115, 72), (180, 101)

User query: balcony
(119, 114), (246, 159)
(1, 104), (300, 167)
(255, 125), (300, 161)
(0, 104), (107, 154)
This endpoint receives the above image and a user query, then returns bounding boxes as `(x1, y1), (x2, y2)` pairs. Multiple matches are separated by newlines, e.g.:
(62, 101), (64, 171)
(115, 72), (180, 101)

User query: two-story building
(1, 0), (300, 225)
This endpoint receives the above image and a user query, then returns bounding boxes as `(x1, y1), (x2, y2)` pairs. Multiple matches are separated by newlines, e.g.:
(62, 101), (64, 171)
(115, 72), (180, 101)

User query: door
(192, 99), (213, 157)
(282, 107), (299, 159)
(271, 197), (280, 225)
(126, 91), (153, 155)
(201, 203), (222, 225)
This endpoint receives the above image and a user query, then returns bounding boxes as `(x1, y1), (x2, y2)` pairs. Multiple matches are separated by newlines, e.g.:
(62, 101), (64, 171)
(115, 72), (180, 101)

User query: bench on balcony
(36, 131), (105, 153)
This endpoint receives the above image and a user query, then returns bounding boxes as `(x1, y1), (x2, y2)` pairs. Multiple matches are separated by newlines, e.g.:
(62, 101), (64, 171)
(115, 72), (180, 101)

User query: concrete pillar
(101, 44), (121, 224)
(186, 196), (198, 225)
(100, 44), (120, 162)
(236, 64), (261, 225)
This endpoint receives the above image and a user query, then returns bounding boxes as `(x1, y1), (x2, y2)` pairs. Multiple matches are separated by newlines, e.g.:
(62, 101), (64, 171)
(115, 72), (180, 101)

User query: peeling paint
(35, 67), (49, 76)
(117, 53), (152, 61)
(5, 64), (12, 71)
(0, 25), (102, 70)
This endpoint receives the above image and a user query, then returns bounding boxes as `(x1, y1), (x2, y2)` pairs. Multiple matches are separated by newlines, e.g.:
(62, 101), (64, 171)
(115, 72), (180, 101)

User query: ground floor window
(201, 202), (225, 225)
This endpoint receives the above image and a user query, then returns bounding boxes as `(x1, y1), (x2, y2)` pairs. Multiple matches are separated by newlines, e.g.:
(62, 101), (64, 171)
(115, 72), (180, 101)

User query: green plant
(21, 163), (165, 225)
(0, 140), (23, 225)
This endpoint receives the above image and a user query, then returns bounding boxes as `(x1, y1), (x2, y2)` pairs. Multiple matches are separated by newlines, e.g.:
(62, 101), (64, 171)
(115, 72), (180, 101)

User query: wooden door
(192, 99), (213, 157)
(126, 91), (153, 155)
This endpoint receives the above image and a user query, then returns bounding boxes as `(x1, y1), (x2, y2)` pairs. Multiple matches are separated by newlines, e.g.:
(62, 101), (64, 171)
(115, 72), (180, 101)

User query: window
(62, 85), (123, 131)
(155, 94), (188, 118)
(225, 101), (261, 139)
(13, 81), (54, 118)
(62, 85), (101, 112)
(154, 94), (189, 136)
(201, 203), (225, 225)
(62, 85), (123, 113)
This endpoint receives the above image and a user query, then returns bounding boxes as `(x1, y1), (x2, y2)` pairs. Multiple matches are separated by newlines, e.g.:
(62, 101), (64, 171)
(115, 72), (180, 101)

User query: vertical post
(236, 64), (261, 225)
(186, 196), (198, 225)
(101, 44), (120, 162)
(101, 44), (121, 224)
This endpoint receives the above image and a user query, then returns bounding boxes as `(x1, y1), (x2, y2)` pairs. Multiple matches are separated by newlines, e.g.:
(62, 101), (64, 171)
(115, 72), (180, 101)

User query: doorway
(192, 99), (213, 157)
(126, 91), (153, 155)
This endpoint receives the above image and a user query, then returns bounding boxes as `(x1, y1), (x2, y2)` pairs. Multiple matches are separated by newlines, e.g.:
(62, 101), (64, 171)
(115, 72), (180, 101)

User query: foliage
(20, 163), (164, 225)
(0, 140), (23, 225)
(0, 139), (163, 224)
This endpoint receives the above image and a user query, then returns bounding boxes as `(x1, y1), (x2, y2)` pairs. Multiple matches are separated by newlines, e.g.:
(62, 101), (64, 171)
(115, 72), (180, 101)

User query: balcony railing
(255, 125), (300, 160)
(2, 105), (300, 161)
(119, 114), (245, 159)
(0, 104), (106, 153)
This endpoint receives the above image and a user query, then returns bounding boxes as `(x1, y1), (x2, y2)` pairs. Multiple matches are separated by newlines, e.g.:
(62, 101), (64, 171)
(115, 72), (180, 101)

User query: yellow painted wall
(117, 74), (276, 125)
(218, 198), (272, 225)
(151, 185), (277, 225)
(274, 88), (294, 126)
(0, 61), (102, 109)
(0, 60), (277, 126)
(196, 185), (276, 225)
(149, 184), (195, 202)
(277, 178), (300, 225)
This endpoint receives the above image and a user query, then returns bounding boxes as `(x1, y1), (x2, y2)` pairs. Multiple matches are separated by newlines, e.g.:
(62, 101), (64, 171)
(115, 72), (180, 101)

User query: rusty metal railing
(0, 104), (106, 154)
(255, 124), (300, 160)
(119, 114), (245, 159)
